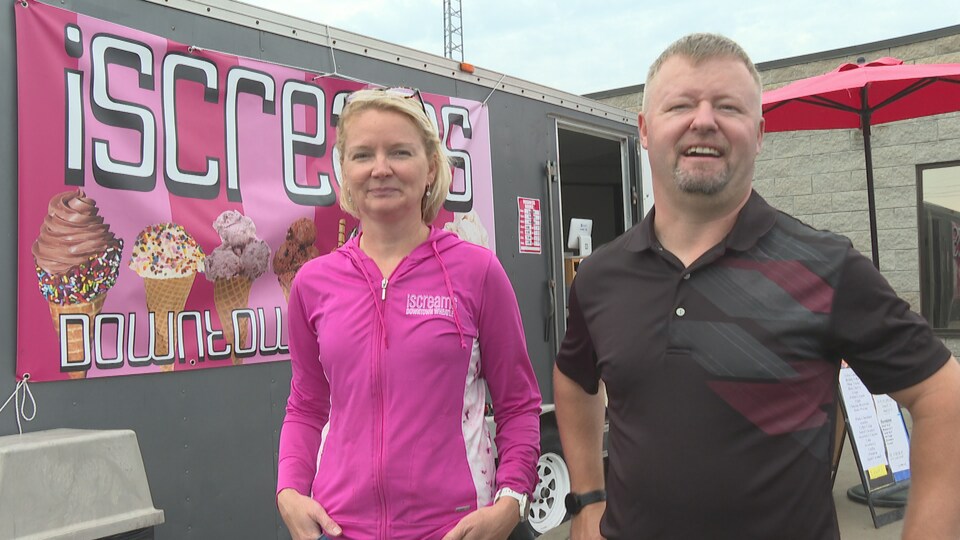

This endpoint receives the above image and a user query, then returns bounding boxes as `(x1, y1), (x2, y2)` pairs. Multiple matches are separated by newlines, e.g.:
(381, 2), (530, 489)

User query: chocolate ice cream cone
(214, 276), (253, 365)
(144, 273), (196, 370)
(48, 294), (107, 379)
(277, 272), (296, 303)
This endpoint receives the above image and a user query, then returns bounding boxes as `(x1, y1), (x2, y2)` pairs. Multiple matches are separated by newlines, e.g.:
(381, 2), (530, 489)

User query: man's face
(639, 55), (764, 201)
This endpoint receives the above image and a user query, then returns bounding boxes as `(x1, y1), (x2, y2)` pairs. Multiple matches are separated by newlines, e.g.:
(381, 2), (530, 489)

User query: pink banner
(15, 1), (496, 381)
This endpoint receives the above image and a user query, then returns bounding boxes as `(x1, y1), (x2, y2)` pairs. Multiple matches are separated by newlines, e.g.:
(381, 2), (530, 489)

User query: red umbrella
(762, 57), (960, 267)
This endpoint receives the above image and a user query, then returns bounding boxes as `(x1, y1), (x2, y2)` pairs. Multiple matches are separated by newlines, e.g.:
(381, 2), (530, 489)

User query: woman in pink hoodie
(276, 88), (542, 540)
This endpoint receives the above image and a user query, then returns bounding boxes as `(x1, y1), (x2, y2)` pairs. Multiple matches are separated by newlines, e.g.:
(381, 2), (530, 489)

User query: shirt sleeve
(829, 248), (951, 395)
(477, 253), (542, 497)
(555, 280), (602, 395)
(276, 269), (332, 497)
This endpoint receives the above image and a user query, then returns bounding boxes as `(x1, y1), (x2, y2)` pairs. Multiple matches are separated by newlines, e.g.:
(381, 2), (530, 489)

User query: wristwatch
(564, 489), (606, 515)
(494, 487), (530, 522)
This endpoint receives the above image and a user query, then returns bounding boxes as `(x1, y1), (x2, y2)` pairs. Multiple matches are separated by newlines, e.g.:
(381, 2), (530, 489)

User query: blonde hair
(642, 33), (762, 113)
(336, 89), (453, 223)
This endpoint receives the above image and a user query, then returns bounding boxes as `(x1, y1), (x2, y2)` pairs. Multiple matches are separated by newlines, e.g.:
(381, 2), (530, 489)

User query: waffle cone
(214, 276), (253, 365)
(278, 272), (296, 303)
(48, 295), (107, 379)
(144, 274), (196, 370)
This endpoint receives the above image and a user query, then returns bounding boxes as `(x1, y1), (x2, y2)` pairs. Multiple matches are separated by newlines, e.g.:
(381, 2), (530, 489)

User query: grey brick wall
(591, 28), (960, 352)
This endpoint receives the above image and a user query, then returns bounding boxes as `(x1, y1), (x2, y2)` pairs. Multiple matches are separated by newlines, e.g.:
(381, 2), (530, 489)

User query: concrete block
(876, 207), (921, 228)
(795, 194), (830, 215)
(752, 176), (775, 196)
(916, 139), (960, 163)
(809, 211), (870, 235)
(810, 150), (865, 175)
(939, 114), (960, 139)
(882, 270), (920, 296)
(0, 429), (164, 540)
(875, 186), (917, 210)
(773, 176), (812, 196)
(872, 119), (938, 147)
(878, 228), (919, 251)
(890, 249), (920, 272)
(832, 191), (869, 212)
(812, 171), (864, 194)
(873, 166), (917, 189)
(873, 144), (917, 168)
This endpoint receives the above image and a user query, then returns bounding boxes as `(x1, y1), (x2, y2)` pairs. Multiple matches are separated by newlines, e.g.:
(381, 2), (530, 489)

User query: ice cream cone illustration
(214, 275), (253, 363)
(272, 217), (322, 303)
(129, 223), (205, 371)
(443, 210), (490, 248)
(206, 210), (270, 365)
(33, 190), (123, 379)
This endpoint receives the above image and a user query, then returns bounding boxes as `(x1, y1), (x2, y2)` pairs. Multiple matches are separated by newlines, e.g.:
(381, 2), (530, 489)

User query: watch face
(564, 492), (580, 514)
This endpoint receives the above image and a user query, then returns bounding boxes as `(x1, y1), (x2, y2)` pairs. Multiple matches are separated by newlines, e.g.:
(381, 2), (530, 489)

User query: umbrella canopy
(761, 57), (960, 267)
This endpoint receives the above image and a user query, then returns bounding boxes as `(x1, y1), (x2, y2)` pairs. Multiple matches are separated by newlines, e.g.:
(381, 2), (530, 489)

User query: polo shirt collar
(624, 189), (778, 254)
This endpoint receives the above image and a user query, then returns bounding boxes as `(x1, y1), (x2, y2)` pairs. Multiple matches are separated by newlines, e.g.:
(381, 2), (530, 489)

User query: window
(918, 162), (960, 332)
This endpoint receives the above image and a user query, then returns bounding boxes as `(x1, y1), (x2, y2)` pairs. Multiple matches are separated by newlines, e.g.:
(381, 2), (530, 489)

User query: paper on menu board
(838, 367), (910, 490)
(874, 394), (911, 482)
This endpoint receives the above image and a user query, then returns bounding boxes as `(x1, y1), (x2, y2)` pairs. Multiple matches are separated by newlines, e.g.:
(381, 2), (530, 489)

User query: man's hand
(441, 497), (520, 540)
(568, 501), (606, 540)
(277, 488), (342, 540)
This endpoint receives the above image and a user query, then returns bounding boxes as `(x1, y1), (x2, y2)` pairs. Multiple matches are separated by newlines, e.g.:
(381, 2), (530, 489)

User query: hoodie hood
(337, 225), (462, 263)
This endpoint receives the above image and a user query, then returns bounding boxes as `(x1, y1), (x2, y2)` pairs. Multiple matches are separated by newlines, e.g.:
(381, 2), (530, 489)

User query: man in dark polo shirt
(554, 33), (960, 540)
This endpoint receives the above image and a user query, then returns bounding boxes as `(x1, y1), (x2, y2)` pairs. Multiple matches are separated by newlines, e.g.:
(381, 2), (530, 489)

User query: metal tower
(443, 0), (463, 62)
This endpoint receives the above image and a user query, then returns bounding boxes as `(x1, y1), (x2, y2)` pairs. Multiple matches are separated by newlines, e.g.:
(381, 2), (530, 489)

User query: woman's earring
(425, 188), (432, 198)
(346, 191), (352, 203)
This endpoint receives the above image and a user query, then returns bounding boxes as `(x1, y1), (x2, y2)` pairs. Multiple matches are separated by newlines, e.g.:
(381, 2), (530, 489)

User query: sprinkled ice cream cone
(33, 190), (123, 379)
(129, 223), (205, 371)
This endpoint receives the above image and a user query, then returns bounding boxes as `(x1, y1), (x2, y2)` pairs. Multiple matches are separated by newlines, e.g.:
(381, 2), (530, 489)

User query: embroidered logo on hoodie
(406, 293), (456, 318)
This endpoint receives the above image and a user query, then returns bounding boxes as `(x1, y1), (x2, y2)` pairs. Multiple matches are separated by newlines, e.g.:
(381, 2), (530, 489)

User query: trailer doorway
(528, 124), (634, 536)
(553, 124), (634, 330)
(557, 127), (630, 253)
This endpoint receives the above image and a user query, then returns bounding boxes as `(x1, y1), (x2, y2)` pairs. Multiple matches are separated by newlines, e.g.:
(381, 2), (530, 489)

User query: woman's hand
(440, 497), (520, 540)
(277, 488), (342, 539)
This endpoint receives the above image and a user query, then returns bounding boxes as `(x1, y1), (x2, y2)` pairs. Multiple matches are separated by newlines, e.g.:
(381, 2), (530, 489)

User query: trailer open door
(525, 120), (641, 536)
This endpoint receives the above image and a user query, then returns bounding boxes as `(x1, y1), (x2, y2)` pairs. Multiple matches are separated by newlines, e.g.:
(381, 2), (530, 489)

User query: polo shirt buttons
(683, 273), (691, 280)
(675, 307), (686, 317)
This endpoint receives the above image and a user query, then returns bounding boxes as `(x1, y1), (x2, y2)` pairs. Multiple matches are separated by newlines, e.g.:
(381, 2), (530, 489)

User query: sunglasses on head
(346, 86), (428, 116)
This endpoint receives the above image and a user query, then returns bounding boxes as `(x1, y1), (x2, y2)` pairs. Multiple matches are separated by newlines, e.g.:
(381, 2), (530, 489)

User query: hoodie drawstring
(432, 240), (467, 350)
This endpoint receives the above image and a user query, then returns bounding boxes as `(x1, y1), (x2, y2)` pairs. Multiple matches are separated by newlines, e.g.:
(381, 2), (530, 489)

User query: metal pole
(860, 91), (880, 269)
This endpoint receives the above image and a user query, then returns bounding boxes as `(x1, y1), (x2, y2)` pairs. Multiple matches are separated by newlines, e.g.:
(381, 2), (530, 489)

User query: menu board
(838, 367), (912, 491)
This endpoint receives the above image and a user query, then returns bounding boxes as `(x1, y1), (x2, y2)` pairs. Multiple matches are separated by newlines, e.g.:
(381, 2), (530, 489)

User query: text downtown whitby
(57, 307), (288, 374)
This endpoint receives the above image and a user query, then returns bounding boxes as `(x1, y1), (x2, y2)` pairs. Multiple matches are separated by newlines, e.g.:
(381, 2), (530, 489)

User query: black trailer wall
(0, 1), (639, 538)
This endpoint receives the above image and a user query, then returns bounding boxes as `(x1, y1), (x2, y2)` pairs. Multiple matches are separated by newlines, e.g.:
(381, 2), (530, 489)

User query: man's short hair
(642, 33), (762, 112)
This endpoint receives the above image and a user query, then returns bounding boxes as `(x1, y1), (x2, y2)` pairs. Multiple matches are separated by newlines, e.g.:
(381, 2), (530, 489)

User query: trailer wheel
(523, 426), (570, 536)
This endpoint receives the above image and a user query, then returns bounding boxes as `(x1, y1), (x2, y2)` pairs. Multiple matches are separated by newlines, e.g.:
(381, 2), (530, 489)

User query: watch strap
(494, 487), (530, 522)
(566, 489), (606, 514)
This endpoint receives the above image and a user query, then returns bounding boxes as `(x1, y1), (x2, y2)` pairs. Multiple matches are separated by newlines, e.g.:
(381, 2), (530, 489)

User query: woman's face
(340, 108), (437, 225)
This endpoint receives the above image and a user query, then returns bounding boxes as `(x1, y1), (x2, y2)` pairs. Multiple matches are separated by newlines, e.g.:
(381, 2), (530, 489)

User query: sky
(239, 0), (958, 95)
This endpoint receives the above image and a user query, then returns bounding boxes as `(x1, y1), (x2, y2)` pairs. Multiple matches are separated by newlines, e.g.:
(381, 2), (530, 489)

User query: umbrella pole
(861, 108), (881, 269)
